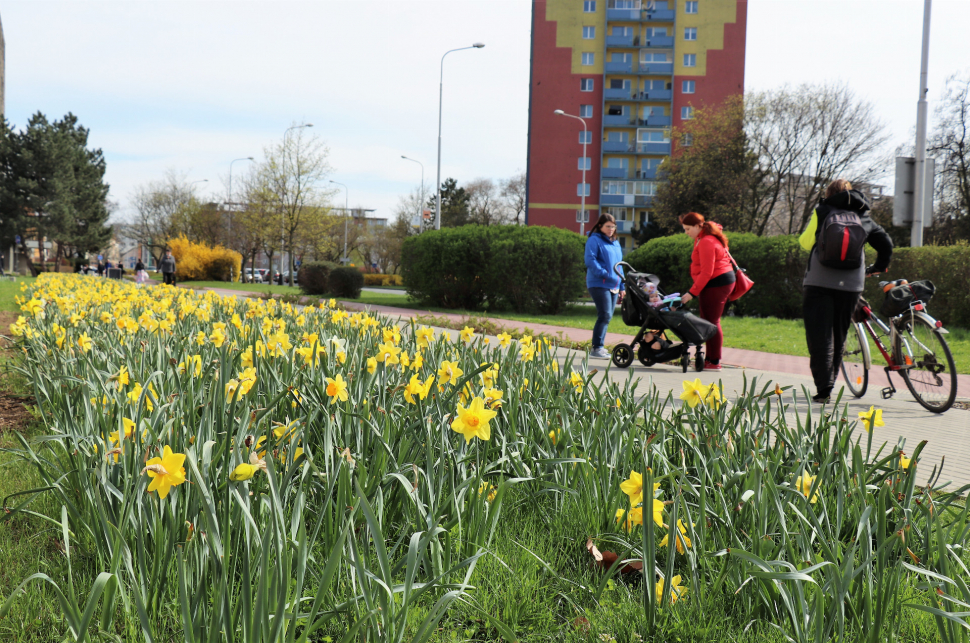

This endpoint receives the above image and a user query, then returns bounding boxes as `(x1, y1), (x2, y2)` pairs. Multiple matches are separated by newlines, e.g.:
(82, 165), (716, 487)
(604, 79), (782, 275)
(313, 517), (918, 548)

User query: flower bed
(3, 273), (969, 641)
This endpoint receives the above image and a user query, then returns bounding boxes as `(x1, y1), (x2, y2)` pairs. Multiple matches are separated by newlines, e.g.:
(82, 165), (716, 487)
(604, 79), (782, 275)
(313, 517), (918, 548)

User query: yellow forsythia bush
(167, 236), (242, 282)
(362, 273), (403, 287)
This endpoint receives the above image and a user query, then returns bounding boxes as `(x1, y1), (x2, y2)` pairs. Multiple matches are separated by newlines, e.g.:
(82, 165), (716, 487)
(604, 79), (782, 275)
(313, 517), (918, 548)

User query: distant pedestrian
(584, 213), (625, 359)
(678, 212), (735, 371)
(799, 179), (893, 404)
(135, 259), (148, 285)
(159, 250), (177, 286)
(96, 262), (105, 277)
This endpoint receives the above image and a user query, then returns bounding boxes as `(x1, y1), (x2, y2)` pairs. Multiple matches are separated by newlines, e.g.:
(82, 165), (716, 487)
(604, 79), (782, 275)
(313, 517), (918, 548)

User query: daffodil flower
(451, 397), (498, 443)
(655, 575), (687, 605)
(859, 406), (885, 433)
(795, 472), (819, 504)
(142, 446), (187, 499)
(325, 374), (349, 404)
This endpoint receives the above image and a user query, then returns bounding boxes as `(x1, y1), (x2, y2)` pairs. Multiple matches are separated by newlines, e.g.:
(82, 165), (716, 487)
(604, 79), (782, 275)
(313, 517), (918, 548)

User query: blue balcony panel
(605, 34), (636, 47)
(615, 220), (634, 234)
(637, 142), (671, 154)
(605, 61), (634, 73)
(642, 36), (674, 48)
(601, 167), (629, 179)
(634, 195), (655, 207)
(636, 167), (659, 180)
(643, 89), (672, 100)
(643, 115), (672, 127)
(644, 9), (676, 20)
(600, 194), (629, 206)
(606, 8), (640, 21)
(638, 63), (673, 75)
(602, 141), (633, 153)
(603, 114), (635, 127)
(604, 88), (633, 100)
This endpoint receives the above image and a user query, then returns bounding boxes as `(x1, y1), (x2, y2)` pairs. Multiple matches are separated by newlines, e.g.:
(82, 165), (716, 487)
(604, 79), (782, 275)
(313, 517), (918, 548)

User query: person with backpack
(799, 179), (893, 403)
(585, 213), (626, 359)
(159, 249), (177, 286)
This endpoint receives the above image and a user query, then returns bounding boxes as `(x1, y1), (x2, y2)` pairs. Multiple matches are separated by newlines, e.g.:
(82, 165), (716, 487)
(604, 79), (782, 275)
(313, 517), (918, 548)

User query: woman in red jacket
(678, 212), (735, 371)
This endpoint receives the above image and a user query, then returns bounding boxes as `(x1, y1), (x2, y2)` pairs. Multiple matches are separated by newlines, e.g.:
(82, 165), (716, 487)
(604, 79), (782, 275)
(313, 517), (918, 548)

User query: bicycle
(840, 279), (957, 413)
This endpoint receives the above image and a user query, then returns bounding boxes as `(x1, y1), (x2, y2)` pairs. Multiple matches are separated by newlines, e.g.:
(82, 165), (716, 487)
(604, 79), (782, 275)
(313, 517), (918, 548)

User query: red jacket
(688, 229), (733, 296)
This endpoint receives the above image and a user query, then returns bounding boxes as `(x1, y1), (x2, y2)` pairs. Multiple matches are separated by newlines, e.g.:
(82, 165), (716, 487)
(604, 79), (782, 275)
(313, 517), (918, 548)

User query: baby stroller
(610, 261), (718, 373)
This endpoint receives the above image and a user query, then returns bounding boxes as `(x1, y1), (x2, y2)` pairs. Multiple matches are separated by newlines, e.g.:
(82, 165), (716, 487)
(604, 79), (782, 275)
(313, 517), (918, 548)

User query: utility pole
(911, 0), (932, 248)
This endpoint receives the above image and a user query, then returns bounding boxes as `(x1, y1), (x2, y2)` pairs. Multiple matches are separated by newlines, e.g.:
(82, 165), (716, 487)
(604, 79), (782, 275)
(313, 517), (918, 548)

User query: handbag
(725, 249), (754, 301)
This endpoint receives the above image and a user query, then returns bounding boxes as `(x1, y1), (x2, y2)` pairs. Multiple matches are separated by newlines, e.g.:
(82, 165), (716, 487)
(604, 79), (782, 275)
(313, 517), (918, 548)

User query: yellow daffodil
(659, 520), (693, 554)
(376, 341), (401, 365)
(497, 332), (512, 348)
(194, 331), (207, 346)
(795, 472), (819, 504)
(366, 357), (377, 374)
(451, 397), (498, 444)
(230, 451), (267, 482)
(237, 367), (257, 395)
(569, 370), (584, 392)
(437, 360), (463, 387)
(400, 351), (410, 367)
(411, 352), (424, 371)
(548, 428), (560, 445)
(460, 326), (475, 343)
(113, 365), (130, 389)
(415, 326), (435, 349)
(900, 453), (912, 470)
(77, 332), (93, 352)
(23, 298), (45, 318)
(325, 374), (349, 404)
(209, 327), (226, 347)
(404, 374), (434, 404)
(679, 378), (709, 408)
(620, 471), (645, 506)
(519, 343), (536, 363)
(142, 446), (187, 499)
(656, 575), (687, 605)
(483, 387), (503, 408)
(382, 326), (401, 345)
(859, 406), (885, 433)
(478, 481), (497, 503)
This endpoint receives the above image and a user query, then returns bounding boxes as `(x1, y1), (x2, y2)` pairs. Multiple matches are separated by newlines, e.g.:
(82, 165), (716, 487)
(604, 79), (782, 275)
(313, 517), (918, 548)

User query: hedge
(297, 261), (338, 296)
(626, 235), (970, 327)
(363, 273), (403, 287)
(329, 267), (364, 299)
(400, 225), (586, 314)
(167, 236), (241, 282)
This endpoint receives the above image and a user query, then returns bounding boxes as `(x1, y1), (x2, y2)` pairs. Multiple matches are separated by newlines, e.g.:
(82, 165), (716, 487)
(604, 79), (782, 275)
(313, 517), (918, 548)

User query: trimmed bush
(628, 234), (970, 326)
(328, 266), (364, 299)
(400, 225), (586, 314)
(297, 261), (337, 296)
(363, 273), (404, 287)
(167, 236), (242, 282)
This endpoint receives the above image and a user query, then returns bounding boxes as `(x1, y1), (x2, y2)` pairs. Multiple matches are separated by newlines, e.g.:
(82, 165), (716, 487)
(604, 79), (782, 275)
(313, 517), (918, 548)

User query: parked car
(244, 268), (268, 283)
(275, 270), (299, 285)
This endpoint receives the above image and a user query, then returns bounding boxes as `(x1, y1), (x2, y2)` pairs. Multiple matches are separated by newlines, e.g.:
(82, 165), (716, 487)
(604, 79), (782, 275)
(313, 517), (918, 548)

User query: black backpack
(816, 209), (868, 269)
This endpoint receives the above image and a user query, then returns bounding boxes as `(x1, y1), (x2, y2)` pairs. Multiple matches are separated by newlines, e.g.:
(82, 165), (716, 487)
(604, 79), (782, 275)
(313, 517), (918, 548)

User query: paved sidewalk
(194, 286), (970, 487)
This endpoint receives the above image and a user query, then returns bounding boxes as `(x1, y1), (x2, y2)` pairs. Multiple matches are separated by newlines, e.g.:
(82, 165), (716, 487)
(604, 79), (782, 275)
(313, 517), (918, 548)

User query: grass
(0, 277), (36, 312)
(177, 280), (302, 295)
(338, 291), (970, 375)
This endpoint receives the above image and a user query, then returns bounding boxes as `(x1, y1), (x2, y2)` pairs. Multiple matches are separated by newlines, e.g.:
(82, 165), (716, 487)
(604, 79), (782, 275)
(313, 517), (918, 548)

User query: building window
(682, 79), (695, 93)
(685, 1), (698, 13)
(577, 183), (591, 197)
(581, 52), (595, 66)
(681, 106), (694, 119)
(578, 157), (592, 170)
(684, 27), (697, 40)
(582, 26), (595, 39)
(579, 105), (593, 118)
(580, 78), (594, 92)
(583, 0), (596, 12)
(683, 53), (697, 67)
(579, 131), (592, 144)
(682, 133), (694, 147)
(576, 210), (590, 222)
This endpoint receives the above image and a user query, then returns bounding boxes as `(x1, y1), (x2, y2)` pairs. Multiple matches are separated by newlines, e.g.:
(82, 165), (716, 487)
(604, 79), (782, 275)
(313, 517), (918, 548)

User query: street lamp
(401, 155), (425, 231)
(330, 180), (350, 264)
(435, 43), (485, 230)
(280, 123), (313, 283)
(554, 109), (588, 234)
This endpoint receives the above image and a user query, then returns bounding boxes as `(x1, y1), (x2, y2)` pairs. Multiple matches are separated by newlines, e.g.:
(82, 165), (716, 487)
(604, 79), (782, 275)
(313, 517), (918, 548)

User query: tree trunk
(18, 241), (38, 277)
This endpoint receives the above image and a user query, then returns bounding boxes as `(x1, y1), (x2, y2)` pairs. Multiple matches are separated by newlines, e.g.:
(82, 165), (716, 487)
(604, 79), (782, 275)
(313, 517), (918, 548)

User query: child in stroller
(612, 262), (719, 373)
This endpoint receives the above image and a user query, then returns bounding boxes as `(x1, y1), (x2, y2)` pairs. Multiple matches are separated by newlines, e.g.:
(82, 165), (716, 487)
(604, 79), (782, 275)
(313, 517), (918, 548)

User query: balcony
(636, 167), (659, 180)
(601, 167), (630, 179)
(603, 114), (636, 127)
(606, 8), (640, 21)
(637, 142), (671, 154)
(600, 194), (633, 206)
(604, 87), (633, 100)
(605, 34), (639, 47)
(605, 60), (634, 74)
(638, 115), (672, 127)
(641, 89), (672, 100)
(641, 36), (674, 48)
(638, 62), (673, 75)
(602, 140), (634, 153)
(635, 195), (655, 207)
(615, 220), (634, 234)
(644, 9), (675, 20)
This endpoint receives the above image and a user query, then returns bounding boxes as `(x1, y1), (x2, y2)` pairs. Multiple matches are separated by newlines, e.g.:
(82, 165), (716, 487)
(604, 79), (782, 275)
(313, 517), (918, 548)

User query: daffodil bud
(230, 463), (257, 482)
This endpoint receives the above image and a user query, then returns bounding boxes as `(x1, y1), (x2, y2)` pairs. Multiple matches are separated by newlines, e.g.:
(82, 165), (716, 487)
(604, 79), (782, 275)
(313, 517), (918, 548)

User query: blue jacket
(584, 231), (625, 291)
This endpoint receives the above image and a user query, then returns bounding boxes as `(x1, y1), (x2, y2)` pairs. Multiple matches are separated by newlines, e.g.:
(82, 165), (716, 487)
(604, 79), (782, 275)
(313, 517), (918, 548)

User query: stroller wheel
(681, 352), (689, 373)
(612, 343), (634, 368)
(637, 344), (657, 367)
(695, 349), (705, 372)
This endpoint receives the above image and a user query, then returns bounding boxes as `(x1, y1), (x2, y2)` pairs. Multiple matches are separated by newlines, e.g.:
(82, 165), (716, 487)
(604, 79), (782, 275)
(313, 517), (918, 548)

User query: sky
(3, 0), (969, 223)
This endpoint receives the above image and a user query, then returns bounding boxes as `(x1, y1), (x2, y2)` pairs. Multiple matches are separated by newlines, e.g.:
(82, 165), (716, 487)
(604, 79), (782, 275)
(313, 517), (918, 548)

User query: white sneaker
(590, 347), (610, 359)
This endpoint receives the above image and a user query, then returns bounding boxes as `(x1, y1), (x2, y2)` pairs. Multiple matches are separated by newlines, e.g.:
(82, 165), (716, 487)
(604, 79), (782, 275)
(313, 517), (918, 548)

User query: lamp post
(280, 123), (313, 283)
(435, 43), (485, 230)
(330, 180), (350, 264)
(401, 155), (425, 231)
(554, 109), (588, 234)
(228, 157), (254, 280)
(911, 0), (933, 248)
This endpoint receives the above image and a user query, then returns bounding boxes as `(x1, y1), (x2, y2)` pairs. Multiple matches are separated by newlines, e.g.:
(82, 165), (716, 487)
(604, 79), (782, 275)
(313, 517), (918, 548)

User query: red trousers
(698, 282), (734, 363)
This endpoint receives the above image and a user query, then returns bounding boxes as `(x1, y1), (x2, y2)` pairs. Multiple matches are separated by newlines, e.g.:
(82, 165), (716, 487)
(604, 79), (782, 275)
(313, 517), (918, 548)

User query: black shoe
(812, 393), (831, 404)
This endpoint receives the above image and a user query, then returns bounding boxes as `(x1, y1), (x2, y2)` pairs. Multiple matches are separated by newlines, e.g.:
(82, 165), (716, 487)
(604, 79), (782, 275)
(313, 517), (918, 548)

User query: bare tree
(928, 72), (970, 243)
(255, 127), (334, 285)
(466, 178), (510, 225)
(128, 170), (200, 264)
(500, 171), (527, 225)
(746, 83), (890, 235)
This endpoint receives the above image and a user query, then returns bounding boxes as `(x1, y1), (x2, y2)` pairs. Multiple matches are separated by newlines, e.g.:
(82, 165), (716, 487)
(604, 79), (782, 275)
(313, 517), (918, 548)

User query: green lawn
(340, 291), (970, 374)
(0, 276), (36, 312)
(179, 280), (302, 295)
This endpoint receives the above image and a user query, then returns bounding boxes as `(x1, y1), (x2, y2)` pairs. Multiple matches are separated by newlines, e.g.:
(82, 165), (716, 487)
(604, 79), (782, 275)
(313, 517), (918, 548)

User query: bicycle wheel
(895, 313), (958, 413)
(840, 322), (869, 397)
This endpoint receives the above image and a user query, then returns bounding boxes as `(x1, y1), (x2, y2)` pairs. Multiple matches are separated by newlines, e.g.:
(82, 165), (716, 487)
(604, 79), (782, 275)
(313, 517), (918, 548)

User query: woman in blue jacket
(585, 214), (625, 359)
